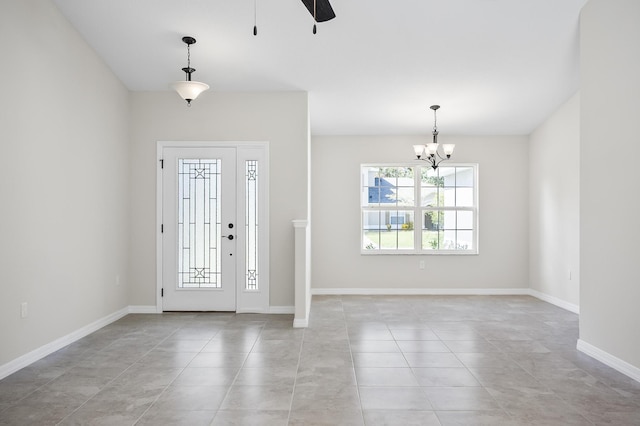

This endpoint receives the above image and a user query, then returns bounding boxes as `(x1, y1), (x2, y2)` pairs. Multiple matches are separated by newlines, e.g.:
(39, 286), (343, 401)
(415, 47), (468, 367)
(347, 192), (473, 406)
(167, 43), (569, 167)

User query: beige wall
(529, 92), (580, 307)
(311, 135), (529, 290)
(580, 0), (640, 368)
(0, 0), (130, 365)
(128, 91), (309, 308)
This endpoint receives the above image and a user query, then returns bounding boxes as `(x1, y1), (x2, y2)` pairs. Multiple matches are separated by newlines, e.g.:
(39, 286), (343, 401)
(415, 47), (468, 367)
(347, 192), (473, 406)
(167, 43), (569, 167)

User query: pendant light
(413, 105), (455, 170)
(169, 36), (209, 106)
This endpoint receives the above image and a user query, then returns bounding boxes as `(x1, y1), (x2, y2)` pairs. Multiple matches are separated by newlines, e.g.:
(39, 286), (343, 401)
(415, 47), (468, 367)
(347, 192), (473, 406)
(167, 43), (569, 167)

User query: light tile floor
(1, 295), (640, 425)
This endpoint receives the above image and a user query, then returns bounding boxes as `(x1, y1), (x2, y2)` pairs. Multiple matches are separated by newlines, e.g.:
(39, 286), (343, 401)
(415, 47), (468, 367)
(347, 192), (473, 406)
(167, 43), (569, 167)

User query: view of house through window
(361, 164), (478, 254)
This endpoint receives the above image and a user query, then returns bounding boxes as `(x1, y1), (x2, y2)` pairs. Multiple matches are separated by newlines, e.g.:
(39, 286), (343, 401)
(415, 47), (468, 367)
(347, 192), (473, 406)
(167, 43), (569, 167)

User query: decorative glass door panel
(245, 160), (259, 291)
(178, 159), (222, 289)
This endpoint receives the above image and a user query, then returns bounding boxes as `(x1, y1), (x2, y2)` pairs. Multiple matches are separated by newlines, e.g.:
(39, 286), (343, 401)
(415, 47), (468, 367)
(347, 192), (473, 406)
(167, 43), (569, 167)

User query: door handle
(222, 235), (234, 240)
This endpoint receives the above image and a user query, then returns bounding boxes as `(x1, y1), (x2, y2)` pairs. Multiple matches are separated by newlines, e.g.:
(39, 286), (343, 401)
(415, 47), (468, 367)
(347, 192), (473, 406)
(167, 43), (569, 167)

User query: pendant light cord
(313, 0), (317, 34)
(254, 0), (258, 35)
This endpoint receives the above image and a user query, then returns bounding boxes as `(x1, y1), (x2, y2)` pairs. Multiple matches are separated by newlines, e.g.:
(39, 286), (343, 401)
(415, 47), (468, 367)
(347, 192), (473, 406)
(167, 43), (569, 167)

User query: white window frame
(360, 163), (479, 255)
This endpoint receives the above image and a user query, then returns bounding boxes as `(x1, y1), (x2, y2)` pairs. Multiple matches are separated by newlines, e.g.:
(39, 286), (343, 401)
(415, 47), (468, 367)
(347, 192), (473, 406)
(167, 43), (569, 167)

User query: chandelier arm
(419, 156), (438, 169)
(435, 151), (445, 161)
(435, 156), (449, 168)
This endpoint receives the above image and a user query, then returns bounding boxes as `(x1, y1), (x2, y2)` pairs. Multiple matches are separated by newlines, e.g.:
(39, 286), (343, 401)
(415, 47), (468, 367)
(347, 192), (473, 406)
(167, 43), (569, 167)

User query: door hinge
(161, 288), (164, 297)
(161, 224), (164, 233)
(160, 159), (164, 169)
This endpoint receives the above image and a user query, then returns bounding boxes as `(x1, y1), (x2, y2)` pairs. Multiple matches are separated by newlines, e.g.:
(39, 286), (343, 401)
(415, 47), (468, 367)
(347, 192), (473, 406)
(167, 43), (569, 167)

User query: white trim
(293, 318), (309, 328)
(293, 220), (311, 328)
(128, 305), (158, 314)
(0, 307), (129, 380)
(311, 288), (530, 296)
(528, 289), (580, 314)
(577, 339), (640, 383)
(269, 305), (295, 314)
(131, 304), (293, 315)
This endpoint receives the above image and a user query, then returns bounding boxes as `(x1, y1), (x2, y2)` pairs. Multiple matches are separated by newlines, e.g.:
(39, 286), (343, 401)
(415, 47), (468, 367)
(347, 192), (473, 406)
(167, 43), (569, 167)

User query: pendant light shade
(170, 80), (210, 105)
(170, 36), (209, 106)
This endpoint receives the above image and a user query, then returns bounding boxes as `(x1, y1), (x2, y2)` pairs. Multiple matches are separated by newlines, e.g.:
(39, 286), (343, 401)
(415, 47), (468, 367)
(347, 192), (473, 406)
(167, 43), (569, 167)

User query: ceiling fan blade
(300, 0), (336, 22)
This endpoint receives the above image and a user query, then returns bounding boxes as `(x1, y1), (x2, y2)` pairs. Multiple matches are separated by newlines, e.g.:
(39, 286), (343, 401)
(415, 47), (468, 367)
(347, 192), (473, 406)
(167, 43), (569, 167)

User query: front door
(162, 147), (237, 311)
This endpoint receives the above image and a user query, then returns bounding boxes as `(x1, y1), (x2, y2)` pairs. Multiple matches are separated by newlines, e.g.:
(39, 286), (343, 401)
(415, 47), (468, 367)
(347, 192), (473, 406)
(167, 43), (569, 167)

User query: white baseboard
(0, 307), (129, 380)
(311, 287), (531, 296)
(128, 305), (158, 314)
(577, 339), (640, 383)
(527, 289), (580, 314)
(268, 306), (295, 314)
(235, 308), (267, 314)
(128, 305), (295, 315)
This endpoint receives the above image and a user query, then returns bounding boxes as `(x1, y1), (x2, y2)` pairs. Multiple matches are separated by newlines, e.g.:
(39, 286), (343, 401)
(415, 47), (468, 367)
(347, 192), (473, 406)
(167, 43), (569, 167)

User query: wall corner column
(292, 220), (310, 327)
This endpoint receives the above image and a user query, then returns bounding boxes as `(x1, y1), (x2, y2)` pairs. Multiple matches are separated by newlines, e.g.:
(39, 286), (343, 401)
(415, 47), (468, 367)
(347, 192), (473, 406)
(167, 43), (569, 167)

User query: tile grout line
(393, 303), (442, 420)
(54, 327), (177, 426)
(285, 322), (305, 425)
(1, 344), (93, 417)
(207, 317), (266, 425)
(449, 305), (532, 423)
(343, 295), (366, 425)
(131, 316), (228, 426)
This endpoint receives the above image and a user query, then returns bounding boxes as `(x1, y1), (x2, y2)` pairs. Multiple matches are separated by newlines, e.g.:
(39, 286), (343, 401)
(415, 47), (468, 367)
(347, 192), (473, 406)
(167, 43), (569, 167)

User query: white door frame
(156, 141), (270, 313)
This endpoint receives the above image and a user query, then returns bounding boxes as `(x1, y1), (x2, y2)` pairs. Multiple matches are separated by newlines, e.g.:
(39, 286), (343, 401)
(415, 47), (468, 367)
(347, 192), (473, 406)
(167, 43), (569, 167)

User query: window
(361, 164), (478, 254)
(245, 160), (259, 290)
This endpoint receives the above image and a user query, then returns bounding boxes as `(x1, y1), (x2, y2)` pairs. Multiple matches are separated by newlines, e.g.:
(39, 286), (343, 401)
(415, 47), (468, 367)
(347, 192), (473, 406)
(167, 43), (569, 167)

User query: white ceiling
(52, 0), (586, 136)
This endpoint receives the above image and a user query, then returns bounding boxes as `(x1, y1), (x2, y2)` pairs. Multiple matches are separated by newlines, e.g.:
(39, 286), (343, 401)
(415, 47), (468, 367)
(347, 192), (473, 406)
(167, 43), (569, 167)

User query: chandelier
(413, 105), (455, 170)
(169, 36), (210, 106)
